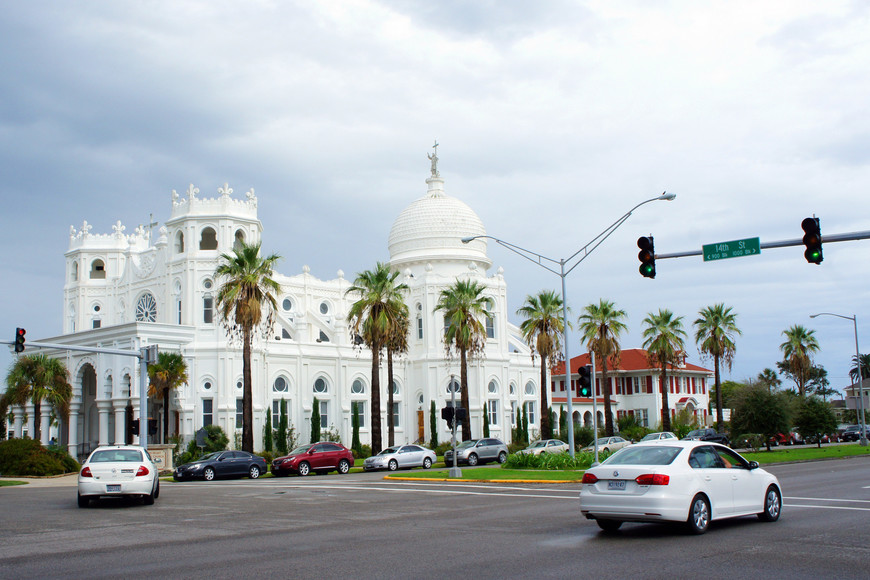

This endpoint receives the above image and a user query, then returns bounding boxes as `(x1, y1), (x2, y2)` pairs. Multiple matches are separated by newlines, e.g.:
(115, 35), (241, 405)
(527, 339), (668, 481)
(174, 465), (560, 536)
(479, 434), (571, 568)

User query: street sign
(703, 237), (761, 262)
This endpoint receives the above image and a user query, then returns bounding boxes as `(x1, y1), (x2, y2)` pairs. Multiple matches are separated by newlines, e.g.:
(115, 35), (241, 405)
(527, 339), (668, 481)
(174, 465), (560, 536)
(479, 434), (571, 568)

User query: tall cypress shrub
(429, 400), (438, 448)
(264, 409), (273, 452)
(277, 399), (288, 455)
(522, 405), (529, 444)
(311, 396), (321, 443)
(483, 406), (490, 437)
(351, 401), (362, 456)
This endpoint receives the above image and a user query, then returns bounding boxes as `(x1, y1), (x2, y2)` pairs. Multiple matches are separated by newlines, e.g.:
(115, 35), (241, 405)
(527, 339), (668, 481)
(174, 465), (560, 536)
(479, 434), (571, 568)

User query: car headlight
(191, 463), (201, 470)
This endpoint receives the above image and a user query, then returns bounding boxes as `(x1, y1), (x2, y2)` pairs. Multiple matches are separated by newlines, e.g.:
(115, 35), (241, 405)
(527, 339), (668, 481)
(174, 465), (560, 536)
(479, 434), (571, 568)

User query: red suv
(271, 442), (354, 476)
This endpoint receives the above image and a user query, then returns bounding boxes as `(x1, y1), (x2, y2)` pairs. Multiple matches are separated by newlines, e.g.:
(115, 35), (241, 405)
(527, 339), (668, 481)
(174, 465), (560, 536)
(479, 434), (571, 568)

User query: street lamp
(810, 313), (867, 446)
(462, 192), (676, 456)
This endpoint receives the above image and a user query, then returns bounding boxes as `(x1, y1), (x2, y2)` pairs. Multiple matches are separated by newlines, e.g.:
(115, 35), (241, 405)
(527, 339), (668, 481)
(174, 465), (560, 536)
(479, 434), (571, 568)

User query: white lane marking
(784, 503), (870, 512)
(786, 496), (870, 504)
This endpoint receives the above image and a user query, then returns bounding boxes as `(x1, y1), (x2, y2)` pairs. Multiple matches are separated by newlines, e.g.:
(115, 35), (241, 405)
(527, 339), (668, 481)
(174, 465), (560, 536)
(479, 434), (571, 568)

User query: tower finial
(427, 140), (440, 177)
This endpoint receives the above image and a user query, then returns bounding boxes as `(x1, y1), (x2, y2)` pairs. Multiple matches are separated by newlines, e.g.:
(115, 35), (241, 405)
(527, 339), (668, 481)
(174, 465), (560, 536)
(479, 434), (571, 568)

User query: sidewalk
(0, 474), (78, 488)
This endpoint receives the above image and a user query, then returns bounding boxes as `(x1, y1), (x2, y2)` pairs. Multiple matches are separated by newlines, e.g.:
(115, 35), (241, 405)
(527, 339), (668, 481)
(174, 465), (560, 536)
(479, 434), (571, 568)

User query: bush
(352, 444), (372, 460)
(257, 451), (275, 464)
(433, 442), (452, 457)
(507, 441), (527, 455)
(502, 450), (596, 471)
(0, 438), (80, 476)
(176, 425), (229, 466)
(573, 425), (595, 449)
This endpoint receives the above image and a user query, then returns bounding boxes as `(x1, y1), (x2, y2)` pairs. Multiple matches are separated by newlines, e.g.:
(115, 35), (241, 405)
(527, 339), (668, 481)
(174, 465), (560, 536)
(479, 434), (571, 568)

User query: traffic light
(801, 217), (823, 264)
(148, 418), (158, 436)
(441, 406), (455, 429)
(131, 419), (140, 436)
(455, 407), (467, 422)
(577, 364), (592, 398)
(637, 236), (655, 278)
(14, 327), (26, 353)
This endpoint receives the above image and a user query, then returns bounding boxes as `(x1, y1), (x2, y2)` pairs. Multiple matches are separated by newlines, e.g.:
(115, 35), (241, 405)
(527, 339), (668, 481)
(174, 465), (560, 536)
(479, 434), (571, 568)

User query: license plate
(107, 484), (121, 493)
(607, 480), (626, 490)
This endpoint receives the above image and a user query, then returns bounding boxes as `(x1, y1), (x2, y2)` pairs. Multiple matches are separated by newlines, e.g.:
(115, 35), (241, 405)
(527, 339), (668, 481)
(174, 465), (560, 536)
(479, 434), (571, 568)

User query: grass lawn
(0, 480), (28, 487)
(742, 444), (870, 464)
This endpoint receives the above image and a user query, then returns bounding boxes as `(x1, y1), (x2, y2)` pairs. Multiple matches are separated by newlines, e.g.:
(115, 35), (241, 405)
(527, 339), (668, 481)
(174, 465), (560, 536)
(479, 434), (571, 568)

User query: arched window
(233, 229), (245, 251)
(175, 231), (184, 253)
(392, 380), (400, 396)
(416, 303), (423, 340)
(71, 262), (78, 282)
(90, 259), (106, 279)
(485, 300), (495, 338)
(510, 382), (517, 396)
(447, 378), (460, 394)
(203, 295), (214, 324)
(135, 293), (157, 322)
(199, 227), (218, 250)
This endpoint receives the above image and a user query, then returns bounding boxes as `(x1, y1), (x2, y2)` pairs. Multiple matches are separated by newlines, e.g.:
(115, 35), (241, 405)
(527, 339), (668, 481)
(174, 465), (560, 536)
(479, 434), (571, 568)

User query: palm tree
(5, 353), (72, 443)
(435, 279), (489, 441)
(346, 262), (409, 454)
(578, 299), (628, 436)
(147, 352), (189, 444)
(642, 309), (687, 432)
(756, 368), (781, 393)
(386, 310), (410, 447)
(215, 241), (281, 452)
(517, 289), (566, 440)
(849, 353), (870, 383)
(693, 304), (741, 428)
(780, 324), (820, 397)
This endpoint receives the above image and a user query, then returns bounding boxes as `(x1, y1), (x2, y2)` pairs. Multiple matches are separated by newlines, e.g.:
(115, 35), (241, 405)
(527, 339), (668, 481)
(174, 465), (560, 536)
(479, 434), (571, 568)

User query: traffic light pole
(449, 374), (461, 478)
(8, 339), (157, 448)
(655, 230), (870, 260)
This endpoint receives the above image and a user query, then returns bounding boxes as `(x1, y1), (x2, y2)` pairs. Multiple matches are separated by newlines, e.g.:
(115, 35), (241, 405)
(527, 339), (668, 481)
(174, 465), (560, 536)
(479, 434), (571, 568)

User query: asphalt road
(1, 457), (868, 579)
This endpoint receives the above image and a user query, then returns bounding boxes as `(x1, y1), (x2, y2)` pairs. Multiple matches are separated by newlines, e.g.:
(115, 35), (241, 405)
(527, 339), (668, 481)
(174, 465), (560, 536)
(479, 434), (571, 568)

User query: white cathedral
(8, 153), (712, 458)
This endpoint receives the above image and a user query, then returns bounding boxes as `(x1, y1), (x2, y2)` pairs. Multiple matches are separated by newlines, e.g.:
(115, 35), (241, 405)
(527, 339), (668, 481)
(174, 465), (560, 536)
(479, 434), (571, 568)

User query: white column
(12, 406), (23, 438)
(97, 401), (112, 446)
(113, 400), (127, 445)
(40, 406), (51, 445)
(25, 403), (35, 440)
(132, 399), (142, 446)
(68, 402), (81, 457)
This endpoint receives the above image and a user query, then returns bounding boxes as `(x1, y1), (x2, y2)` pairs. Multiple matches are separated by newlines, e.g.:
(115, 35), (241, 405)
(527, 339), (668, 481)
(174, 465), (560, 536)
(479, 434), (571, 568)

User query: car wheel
(77, 493), (90, 508)
(153, 480), (160, 499)
(338, 459), (350, 474)
(203, 467), (215, 481)
(249, 465), (261, 479)
(596, 519), (622, 533)
(388, 459), (398, 471)
(758, 485), (782, 522)
(467, 453), (478, 466)
(423, 457), (433, 469)
(298, 461), (310, 476)
(686, 494), (710, 534)
(143, 491), (155, 505)
(497, 451), (507, 464)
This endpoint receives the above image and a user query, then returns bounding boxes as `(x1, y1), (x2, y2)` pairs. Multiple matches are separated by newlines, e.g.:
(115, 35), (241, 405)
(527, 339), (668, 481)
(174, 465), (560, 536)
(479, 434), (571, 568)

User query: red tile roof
(551, 348), (711, 375)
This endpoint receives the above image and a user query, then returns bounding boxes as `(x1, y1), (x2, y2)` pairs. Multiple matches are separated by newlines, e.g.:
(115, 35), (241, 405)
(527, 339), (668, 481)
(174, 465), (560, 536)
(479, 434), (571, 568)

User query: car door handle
(703, 475), (712, 481)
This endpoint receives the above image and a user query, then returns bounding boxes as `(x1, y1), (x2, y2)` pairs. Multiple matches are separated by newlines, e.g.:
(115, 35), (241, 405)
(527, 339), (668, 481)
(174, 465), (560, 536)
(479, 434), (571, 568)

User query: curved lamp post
(462, 192), (675, 456)
(810, 312), (867, 446)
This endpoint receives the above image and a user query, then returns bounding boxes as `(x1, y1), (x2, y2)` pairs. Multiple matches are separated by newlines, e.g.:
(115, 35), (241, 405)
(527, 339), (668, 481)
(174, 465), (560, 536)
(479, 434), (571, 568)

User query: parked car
(582, 436), (632, 454)
(769, 432), (804, 446)
(841, 425), (870, 442)
(78, 445), (159, 507)
(519, 439), (570, 455)
(683, 428), (730, 447)
(640, 432), (678, 443)
(444, 438), (508, 466)
(363, 444), (437, 471)
(271, 442), (354, 476)
(580, 440), (782, 534)
(174, 450), (267, 481)
(805, 433), (839, 444)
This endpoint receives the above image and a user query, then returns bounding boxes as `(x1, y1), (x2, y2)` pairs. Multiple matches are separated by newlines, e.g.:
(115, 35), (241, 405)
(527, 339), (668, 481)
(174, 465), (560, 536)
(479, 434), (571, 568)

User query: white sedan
(579, 440), (782, 534)
(519, 439), (570, 455)
(77, 445), (159, 507)
(640, 431), (679, 443)
(582, 436), (632, 454)
(363, 444), (437, 471)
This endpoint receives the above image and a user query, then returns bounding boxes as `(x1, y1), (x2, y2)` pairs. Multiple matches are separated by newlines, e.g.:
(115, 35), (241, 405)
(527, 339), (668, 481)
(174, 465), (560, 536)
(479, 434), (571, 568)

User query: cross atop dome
(427, 140), (440, 178)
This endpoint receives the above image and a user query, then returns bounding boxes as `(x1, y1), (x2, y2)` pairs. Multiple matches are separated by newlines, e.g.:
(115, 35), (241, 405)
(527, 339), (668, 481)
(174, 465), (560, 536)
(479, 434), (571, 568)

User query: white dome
(388, 176), (491, 270)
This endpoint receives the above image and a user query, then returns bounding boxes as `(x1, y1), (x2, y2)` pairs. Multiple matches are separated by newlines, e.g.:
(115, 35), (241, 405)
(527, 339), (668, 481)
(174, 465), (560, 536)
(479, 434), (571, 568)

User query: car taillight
(635, 473), (669, 486)
(81, 466), (92, 478)
(136, 465), (150, 477)
(581, 473), (599, 484)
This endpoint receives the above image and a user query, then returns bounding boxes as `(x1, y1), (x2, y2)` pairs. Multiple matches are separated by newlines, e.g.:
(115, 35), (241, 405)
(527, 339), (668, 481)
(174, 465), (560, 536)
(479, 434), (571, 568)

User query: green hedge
(0, 438), (80, 476)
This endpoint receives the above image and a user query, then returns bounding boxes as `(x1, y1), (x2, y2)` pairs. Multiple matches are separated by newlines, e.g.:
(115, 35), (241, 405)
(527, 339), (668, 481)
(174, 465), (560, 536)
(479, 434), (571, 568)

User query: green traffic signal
(577, 364), (592, 397)
(637, 236), (656, 278)
(801, 217), (823, 264)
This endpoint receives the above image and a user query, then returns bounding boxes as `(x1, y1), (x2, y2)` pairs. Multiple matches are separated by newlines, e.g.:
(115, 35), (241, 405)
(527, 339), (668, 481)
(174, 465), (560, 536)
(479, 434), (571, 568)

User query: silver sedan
(363, 444), (437, 472)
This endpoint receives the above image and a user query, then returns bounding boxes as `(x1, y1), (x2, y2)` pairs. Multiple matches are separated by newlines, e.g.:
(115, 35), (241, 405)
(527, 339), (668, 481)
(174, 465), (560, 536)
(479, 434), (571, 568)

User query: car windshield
(602, 445), (682, 466)
(640, 434), (660, 441)
(90, 449), (142, 462)
(529, 441), (546, 448)
(379, 447), (400, 455)
(456, 441), (477, 449)
(686, 430), (703, 437)
(199, 452), (221, 461)
(289, 445), (313, 455)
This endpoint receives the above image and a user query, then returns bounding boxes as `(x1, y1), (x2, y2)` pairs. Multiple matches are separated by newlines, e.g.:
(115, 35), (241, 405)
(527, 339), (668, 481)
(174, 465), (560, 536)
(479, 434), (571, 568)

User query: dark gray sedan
(174, 450), (267, 481)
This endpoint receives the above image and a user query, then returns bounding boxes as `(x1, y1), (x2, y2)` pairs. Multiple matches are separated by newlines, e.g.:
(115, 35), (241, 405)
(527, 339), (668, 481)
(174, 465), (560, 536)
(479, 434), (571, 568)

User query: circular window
(447, 379), (460, 394)
(525, 381), (535, 396)
(488, 380), (498, 394)
(236, 381), (243, 390)
(203, 279), (213, 290)
(282, 298), (292, 311)
(417, 303), (422, 311)
(319, 302), (329, 315)
(93, 304), (101, 312)
(203, 381), (212, 391)
(135, 293), (157, 322)
(392, 381), (400, 396)
(418, 394), (424, 405)
(314, 378), (327, 394)
(274, 377), (288, 392)
(510, 383), (517, 396)
(351, 379), (365, 394)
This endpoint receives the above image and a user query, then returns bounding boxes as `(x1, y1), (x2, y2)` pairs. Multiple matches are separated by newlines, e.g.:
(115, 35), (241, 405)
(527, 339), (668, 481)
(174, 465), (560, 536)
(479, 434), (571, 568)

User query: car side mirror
(748, 461), (759, 470)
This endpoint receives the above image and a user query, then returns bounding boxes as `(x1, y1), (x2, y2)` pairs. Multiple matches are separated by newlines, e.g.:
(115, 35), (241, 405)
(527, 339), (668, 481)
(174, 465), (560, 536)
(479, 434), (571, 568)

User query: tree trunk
(714, 354), (723, 430)
(242, 327), (254, 452)
(661, 367), (670, 432)
(370, 347), (383, 454)
(387, 343), (395, 447)
(163, 388), (170, 444)
(460, 347), (471, 441)
(33, 398), (42, 442)
(539, 357), (550, 439)
(602, 358), (614, 436)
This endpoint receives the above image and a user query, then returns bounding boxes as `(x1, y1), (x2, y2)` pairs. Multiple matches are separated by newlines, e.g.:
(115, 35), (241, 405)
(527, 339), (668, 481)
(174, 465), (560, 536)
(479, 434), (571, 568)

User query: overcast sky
(3, 1), (869, 396)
